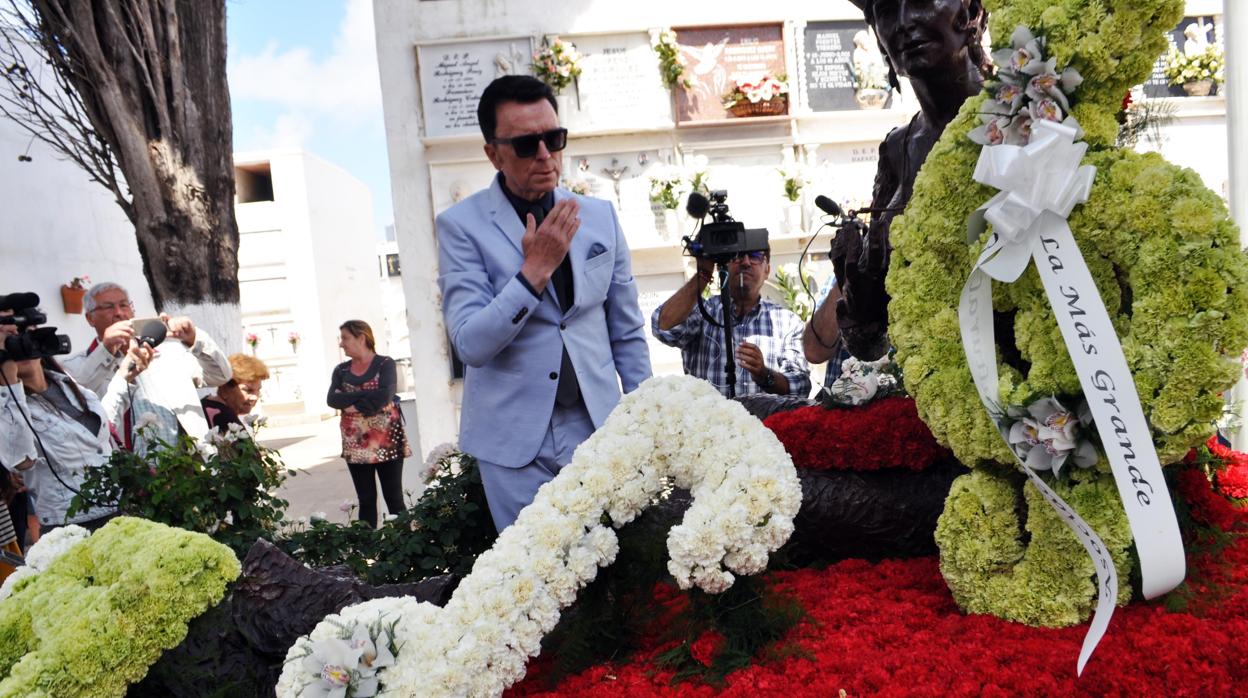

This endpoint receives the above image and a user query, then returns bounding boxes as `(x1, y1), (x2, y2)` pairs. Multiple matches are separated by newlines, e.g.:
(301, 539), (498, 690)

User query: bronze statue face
(869, 0), (976, 80)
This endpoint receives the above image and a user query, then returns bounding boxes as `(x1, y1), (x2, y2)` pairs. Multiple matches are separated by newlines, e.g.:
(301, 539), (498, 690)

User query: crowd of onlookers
(0, 282), (275, 582)
(0, 278), (417, 585)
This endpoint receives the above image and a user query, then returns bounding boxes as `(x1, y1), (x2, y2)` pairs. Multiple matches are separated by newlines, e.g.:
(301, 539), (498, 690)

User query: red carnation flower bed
(762, 397), (949, 472)
(510, 534), (1248, 697)
(1179, 437), (1248, 532)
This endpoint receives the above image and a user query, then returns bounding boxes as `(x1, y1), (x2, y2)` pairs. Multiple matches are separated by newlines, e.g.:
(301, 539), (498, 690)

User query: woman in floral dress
(327, 320), (409, 527)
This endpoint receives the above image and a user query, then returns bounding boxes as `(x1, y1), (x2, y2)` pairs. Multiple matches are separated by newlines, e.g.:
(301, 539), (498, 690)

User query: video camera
(682, 189), (769, 264)
(0, 292), (72, 362)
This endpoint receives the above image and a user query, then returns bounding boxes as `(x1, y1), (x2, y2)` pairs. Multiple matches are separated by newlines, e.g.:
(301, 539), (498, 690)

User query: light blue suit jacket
(436, 178), (652, 467)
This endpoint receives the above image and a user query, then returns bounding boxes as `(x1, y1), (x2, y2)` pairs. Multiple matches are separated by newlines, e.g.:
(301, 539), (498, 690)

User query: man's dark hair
(477, 75), (558, 142)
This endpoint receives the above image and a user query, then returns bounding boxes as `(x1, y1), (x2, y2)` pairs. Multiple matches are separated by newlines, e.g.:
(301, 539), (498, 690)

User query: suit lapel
(488, 178), (528, 256)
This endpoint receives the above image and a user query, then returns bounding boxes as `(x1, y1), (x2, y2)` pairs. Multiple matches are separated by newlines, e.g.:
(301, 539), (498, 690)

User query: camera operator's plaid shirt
(651, 296), (811, 398)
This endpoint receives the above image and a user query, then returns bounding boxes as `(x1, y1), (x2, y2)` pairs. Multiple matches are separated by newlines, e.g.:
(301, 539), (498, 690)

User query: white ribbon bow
(958, 118), (1185, 675)
(967, 118), (1097, 282)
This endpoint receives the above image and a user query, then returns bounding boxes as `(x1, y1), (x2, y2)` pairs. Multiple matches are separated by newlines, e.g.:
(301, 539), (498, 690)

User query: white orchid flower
(1008, 397), (1098, 477)
(1028, 97), (1065, 124)
(301, 637), (363, 698)
(968, 114), (1012, 146)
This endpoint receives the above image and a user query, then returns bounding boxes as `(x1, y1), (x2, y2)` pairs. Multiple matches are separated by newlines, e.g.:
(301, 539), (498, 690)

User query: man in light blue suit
(436, 76), (652, 532)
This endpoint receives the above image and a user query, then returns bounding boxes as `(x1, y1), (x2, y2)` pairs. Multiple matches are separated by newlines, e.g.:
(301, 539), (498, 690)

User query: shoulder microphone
(814, 195), (843, 217)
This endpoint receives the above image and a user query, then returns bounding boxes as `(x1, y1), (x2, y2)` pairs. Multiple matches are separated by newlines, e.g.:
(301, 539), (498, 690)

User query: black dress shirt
(501, 175), (582, 407)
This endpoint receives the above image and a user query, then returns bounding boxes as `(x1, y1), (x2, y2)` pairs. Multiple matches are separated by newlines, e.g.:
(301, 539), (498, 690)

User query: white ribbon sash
(958, 119), (1185, 674)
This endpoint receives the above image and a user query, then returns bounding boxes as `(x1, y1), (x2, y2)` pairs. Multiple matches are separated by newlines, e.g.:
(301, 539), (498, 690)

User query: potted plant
(245, 332), (259, 355)
(1164, 44), (1223, 97)
(852, 39), (891, 109)
(777, 163), (807, 232)
(532, 37), (582, 95)
(60, 275), (90, 313)
(647, 163), (689, 239)
(722, 73), (788, 117)
(287, 331), (300, 352)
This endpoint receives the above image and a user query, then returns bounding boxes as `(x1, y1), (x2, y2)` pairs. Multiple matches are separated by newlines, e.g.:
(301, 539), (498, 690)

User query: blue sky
(226, 0), (393, 239)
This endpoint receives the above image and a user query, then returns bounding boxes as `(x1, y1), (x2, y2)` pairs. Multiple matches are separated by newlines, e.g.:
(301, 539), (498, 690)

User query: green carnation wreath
(0, 518), (239, 696)
(888, 0), (1248, 625)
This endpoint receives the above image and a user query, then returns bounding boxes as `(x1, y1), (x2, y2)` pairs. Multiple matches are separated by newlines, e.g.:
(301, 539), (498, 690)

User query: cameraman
(652, 248), (810, 398)
(0, 322), (152, 532)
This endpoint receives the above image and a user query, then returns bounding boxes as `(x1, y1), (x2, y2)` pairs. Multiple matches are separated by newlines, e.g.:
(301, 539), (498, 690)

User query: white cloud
(229, 0), (381, 120)
(241, 112), (316, 151)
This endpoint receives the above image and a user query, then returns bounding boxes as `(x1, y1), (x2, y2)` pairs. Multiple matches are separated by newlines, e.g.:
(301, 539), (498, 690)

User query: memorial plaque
(428, 160), (498, 215)
(802, 20), (870, 112)
(559, 33), (673, 133)
(1142, 16), (1218, 99)
(416, 37), (533, 138)
(673, 24), (786, 123)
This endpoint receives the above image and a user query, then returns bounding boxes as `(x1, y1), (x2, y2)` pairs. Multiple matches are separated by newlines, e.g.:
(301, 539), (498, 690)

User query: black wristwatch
(758, 369), (775, 391)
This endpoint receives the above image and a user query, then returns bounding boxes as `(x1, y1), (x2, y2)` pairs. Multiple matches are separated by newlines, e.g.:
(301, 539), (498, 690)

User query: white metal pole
(1223, 0), (1248, 449)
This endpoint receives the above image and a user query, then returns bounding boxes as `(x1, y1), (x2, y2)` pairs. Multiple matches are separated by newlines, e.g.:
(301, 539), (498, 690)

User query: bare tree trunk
(1, 0), (240, 348)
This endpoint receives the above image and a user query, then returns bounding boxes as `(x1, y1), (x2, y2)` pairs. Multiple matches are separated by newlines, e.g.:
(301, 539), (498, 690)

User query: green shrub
(277, 450), (496, 584)
(70, 427), (291, 557)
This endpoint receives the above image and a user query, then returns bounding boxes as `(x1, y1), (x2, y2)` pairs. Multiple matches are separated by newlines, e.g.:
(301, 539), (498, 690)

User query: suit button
(560, 322), (567, 330)
(549, 372), (558, 380)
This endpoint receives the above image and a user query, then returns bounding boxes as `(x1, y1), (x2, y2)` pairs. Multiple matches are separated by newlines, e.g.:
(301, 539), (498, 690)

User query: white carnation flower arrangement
(277, 375), (802, 697)
(0, 524), (91, 601)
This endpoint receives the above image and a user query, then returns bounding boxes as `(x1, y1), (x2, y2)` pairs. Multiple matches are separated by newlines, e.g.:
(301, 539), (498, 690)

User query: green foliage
(0, 518), (238, 697)
(1115, 96), (1176, 149)
(539, 498), (803, 689)
(538, 513), (672, 684)
(768, 263), (817, 322)
(653, 577), (804, 687)
(651, 29), (692, 90)
(69, 429), (291, 558)
(1164, 45), (1223, 86)
(276, 451), (496, 584)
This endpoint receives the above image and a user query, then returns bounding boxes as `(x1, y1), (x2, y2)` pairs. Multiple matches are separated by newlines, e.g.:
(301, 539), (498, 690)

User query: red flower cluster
(1178, 438), (1248, 532)
(511, 535), (1248, 697)
(762, 397), (948, 472)
(1205, 438), (1248, 500)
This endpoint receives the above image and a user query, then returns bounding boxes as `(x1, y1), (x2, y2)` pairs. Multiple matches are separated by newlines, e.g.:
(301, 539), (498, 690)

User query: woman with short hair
(201, 353), (270, 433)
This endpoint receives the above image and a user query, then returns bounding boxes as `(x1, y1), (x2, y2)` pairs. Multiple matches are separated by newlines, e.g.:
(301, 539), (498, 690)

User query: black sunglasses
(730, 251), (768, 264)
(491, 128), (568, 158)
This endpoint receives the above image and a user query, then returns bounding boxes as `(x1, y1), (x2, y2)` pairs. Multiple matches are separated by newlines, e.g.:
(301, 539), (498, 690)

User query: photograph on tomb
(415, 36), (534, 138)
(672, 23), (787, 123)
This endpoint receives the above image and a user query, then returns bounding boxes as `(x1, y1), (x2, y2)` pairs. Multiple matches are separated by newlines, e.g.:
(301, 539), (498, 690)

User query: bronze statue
(804, 0), (990, 364)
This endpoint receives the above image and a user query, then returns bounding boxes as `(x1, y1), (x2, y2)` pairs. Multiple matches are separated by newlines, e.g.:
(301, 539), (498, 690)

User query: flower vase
(60, 285), (86, 313)
(661, 208), (682, 241)
(784, 203), (803, 233)
(1182, 79), (1214, 97)
(855, 88), (889, 109)
(555, 93), (575, 118)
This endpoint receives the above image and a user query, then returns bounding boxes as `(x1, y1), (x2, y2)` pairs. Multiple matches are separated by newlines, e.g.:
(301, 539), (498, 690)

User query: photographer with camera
(0, 293), (152, 532)
(652, 200), (810, 398)
(61, 282), (232, 451)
